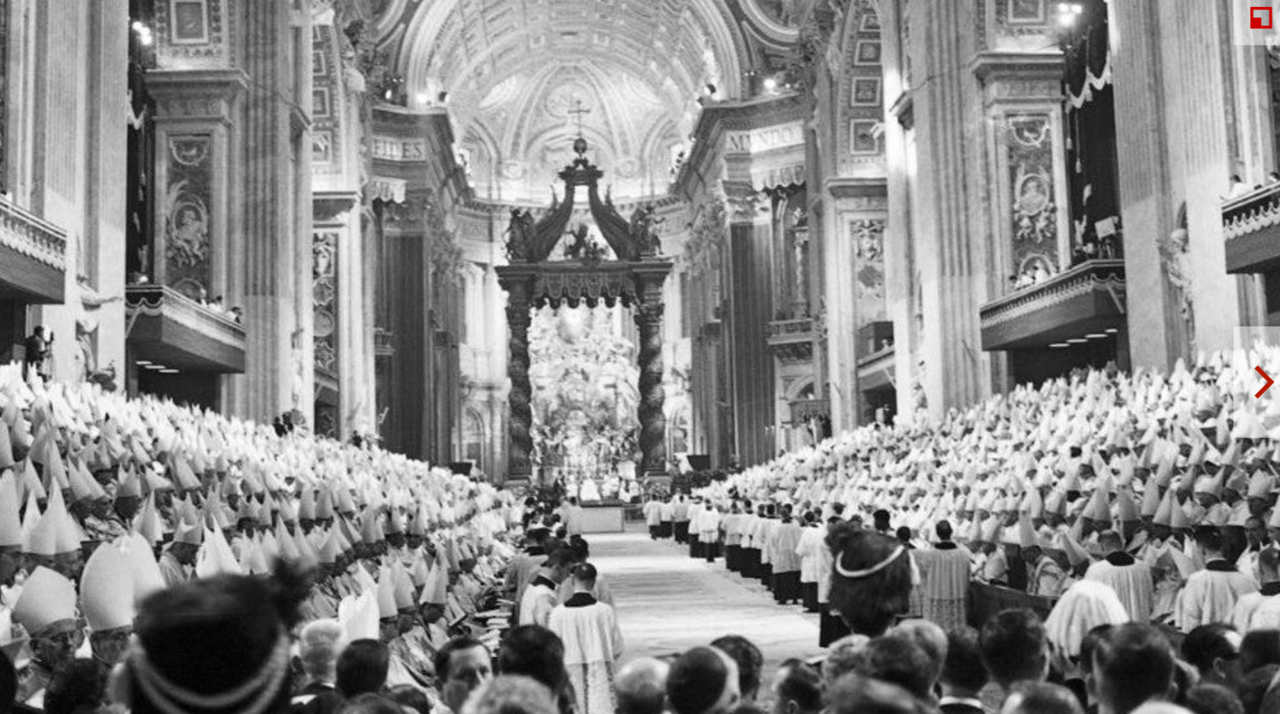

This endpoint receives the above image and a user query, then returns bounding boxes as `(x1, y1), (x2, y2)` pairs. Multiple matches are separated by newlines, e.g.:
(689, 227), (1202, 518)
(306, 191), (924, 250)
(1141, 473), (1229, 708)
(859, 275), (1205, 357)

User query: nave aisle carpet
(591, 530), (824, 674)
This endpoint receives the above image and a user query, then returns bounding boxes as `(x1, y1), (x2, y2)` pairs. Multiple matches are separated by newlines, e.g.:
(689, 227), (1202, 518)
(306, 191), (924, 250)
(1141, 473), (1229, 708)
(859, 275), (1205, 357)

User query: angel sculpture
(505, 208), (534, 261)
(630, 204), (663, 255)
(564, 224), (590, 260)
(1157, 225), (1195, 355)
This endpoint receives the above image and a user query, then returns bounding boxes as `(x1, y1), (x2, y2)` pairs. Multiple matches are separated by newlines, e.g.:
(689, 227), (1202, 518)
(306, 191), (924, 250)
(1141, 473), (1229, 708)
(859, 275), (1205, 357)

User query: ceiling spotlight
(763, 77), (778, 92)
(704, 83), (717, 96)
(438, 91), (449, 103)
(416, 92), (429, 104)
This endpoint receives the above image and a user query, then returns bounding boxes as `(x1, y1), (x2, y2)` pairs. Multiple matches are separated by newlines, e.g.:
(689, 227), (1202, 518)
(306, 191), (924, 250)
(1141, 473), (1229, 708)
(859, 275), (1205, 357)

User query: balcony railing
(767, 317), (814, 364)
(768, 317), (814, 339)
(979, 259), (1126, 351)
(0, 195), (68, 303)
(789, 398), (830, 423)
(1222, 182), (1280, 274)
(126, 284), (246, 372)
(857, 321), (894, 357)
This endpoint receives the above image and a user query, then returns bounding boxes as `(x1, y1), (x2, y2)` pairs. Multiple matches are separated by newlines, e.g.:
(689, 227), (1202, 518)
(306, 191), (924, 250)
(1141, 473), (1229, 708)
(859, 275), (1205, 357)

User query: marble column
(635, 298), (667, 476)
(505, 282), (534, 479)
(724, 185), (776, 466)
(909, 0), (989, 416)
(236, 0), (311, 424)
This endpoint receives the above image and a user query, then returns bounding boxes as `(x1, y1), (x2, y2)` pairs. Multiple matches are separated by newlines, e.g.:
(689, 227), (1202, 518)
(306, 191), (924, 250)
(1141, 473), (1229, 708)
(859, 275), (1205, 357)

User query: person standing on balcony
(23, 326), (51, 382)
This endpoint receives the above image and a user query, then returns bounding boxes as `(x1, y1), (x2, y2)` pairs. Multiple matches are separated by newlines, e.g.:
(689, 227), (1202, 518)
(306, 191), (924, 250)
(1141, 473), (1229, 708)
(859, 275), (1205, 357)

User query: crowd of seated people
(19, 337), (1280, 714)
(0, 363), (520, 712)
(661, 344), (1280, 712)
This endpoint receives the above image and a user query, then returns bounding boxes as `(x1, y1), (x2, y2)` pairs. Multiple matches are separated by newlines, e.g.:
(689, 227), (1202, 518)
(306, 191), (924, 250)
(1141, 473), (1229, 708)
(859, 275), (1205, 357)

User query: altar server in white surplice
(1175, 525), (1257, 632)
(1231, 546), (1280, 631)
(796, 515), (825, 612)
(548, 563), (625, 714)
(1084, 530), (1155, 623)
(914, 520), (972, 631)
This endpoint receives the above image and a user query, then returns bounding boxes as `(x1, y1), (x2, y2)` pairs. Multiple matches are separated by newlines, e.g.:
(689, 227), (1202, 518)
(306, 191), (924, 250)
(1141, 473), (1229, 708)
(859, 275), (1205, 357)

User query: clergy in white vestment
(698, 503), (722, 562)
(1231, 547), (1280, 631)
(580, 478), (602, 504)
(659, 497), (676, 540)
(767, 505), (804, 604)
(643, 499), (663, 539)
(795, 515), (825, 612)
(1083, 530), (1155, 623)
(1175, 525), (1258, 632)
(548, 563), (624, 714)
(519, 549), (574, 627)
(688, 500), (704, 559)
(723, 505), (746, 573)
(564, 498), (585, 537)
(914, 520), (972, 631)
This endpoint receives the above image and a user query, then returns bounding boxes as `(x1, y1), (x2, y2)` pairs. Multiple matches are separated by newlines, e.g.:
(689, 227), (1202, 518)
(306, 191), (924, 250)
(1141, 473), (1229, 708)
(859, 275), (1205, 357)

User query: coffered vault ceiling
(375, 0), (772, 203)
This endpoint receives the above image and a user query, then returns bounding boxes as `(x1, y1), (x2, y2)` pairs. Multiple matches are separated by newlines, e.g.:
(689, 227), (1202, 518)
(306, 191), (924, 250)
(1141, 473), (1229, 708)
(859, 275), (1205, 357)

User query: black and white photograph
(851, 77), (881, 106)
(4, 4), (1279, 714)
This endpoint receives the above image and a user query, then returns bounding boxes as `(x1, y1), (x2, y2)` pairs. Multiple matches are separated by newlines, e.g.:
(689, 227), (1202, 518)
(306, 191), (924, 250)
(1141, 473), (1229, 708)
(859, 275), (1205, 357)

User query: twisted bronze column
(506, 299), (534, 478)
(635, 301), (667, 475)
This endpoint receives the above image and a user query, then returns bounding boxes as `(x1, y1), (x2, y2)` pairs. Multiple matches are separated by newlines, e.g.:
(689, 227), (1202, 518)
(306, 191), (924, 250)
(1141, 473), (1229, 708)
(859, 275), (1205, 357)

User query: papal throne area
(9, 1), (1280, 714)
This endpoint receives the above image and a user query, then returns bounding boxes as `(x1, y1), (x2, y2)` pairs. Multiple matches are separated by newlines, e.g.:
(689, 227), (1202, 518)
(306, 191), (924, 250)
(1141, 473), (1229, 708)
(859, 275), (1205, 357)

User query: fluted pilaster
(237, 0), (310, 424)
(910, 0), (988, 415)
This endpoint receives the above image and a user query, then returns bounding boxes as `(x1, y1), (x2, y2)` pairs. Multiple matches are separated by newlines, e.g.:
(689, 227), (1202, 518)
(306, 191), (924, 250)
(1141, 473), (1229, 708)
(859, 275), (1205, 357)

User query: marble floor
(590, 529), (825, 673)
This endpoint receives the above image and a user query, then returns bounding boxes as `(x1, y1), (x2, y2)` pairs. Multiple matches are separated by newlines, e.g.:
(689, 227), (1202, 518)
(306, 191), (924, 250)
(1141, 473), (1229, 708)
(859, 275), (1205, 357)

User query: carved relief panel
(851, 219), (887, 326)
(313, 229), (339, 377)
(998, 113), (1063, 287)
(154, 0), (231, 70)
(978, 0), (1055, 52)
(162, 135), (214, 300)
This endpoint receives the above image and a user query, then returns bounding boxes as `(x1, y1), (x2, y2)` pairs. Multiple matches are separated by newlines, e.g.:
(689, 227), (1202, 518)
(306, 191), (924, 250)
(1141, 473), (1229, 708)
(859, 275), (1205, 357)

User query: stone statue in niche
(291, 326), (306, 410)
(505, 208), (533, 261)
(74, 280), (122, 385)
(1158, 203), (1195, 358)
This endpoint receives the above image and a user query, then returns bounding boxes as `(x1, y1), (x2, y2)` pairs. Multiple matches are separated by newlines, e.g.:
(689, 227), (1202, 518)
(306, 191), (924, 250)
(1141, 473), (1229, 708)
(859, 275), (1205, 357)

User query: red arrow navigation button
(1258, 366), (1275, 398)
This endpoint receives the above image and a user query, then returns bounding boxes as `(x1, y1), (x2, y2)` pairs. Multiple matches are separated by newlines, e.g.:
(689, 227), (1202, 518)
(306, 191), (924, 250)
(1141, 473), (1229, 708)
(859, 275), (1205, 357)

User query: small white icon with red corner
(1253, 6), (1274, 29)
